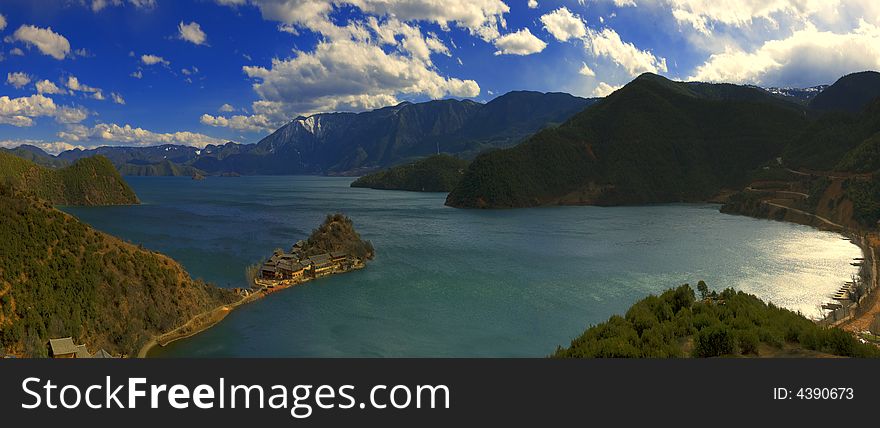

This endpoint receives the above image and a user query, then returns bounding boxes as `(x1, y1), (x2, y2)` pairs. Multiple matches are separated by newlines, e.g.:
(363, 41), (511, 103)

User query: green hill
(0, 187), (237, 357)
(446, 73), (806, 208)
(553, 283), (880, 358)
(350, 154), (470, 192)
(117, 159), (206, 177)
(0, 145), (70, 168)
(300, 213), (376, 261)
(809, 71), (880, 113)
(0, 152), (139, 206)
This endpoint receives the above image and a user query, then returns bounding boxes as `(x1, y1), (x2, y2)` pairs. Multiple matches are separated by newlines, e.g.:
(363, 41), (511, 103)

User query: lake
(62, 176), (861, 357)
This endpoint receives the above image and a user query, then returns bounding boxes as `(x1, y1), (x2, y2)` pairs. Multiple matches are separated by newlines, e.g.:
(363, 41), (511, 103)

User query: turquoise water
(62, 176), (861, 357)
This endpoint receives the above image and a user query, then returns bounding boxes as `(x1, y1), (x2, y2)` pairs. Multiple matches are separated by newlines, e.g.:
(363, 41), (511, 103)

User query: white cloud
(0, 94), (57, 127)
(0, 14), (6, 31)
(6, 72), (32, 89)
(66, 76), (105, 100)
(243, 38), (480, 117)
(9, 25), (71, 60)
(540, 7), (587, 42)
(9, 48), (24, 56)
(58, 123), (227, 148)
(493, 28), (547, 55)
(55, 106), (90, 124)
(111, 92), (126, 105)
(130, 70), (143, 79)
(0, 139), (86, 155)
(200, 113), (274, 133)
(178, 21), (208, 45)
(579, 62), (596, 77)
(219, 103), (236, 112)
(528, 0), (538, 9)
(690, 20), (880, 87)
(141, 54), (170, 66)
(36, 80), (68, 95)
(592, 81), (622, 97)
(584, 27), (667, 76)
(89, 0), (157, 12)
(218, 0), (511, 42)
(0, 94), (88, 127)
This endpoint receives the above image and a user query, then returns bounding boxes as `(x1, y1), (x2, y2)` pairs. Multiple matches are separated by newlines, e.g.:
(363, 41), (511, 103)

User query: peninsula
(141, 213), (375, 356)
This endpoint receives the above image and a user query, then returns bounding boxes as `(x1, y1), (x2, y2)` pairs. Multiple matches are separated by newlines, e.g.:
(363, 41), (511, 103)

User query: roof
(49, 337), (78, 356)
(91, 349), (114, 358)
(261, 264), (277, 272)
(330, 251), (348, 258)
(277, 260), (305, 272)
(74, 345), (91, 358)
(310, 254), (331, 264)
(293, 240), (306, 248)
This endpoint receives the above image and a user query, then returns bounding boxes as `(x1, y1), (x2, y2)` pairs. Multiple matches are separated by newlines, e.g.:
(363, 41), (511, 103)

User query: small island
(253, 213), (375, 291)
(140, 214), (374, 357)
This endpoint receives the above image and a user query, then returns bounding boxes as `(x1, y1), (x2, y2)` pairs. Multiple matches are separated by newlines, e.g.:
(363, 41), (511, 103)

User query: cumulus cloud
(58, 123), (227, 148)
(579, 62), (596, 77)
(592, 81), (622, 97)
(528, 0), (538, 9)
(130, 70), (143, 79)
(89, 0), (157, 12)
(0, 14), (6, 31)
(690, 20), (880, 87)
(9, 25), (71, 60)
(6, 72), (32, 89)
(66, 76), (106, 100)
(9, 48), (24, 56)
(110, 92), (126, 105)
(0, 94), (88, 127)
(200, 113), (273, 133)
(217, 0), (511, 42)
(494, 28), (547, 55)
(0, 139), (85, 155)
(241, 38), (479, 120)
(584, 27), (667, 76)
(540, 7), (587, 42)
(219, 103), (236, 112)
(178, 21), (208, 45)
(141, 54), (170, 66)
(36, 80), (68, 95)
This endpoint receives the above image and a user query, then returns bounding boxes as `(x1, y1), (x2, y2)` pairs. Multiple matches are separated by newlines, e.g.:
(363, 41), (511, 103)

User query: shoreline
(137, 263), (366, 358)
(718, 199), (878, 329)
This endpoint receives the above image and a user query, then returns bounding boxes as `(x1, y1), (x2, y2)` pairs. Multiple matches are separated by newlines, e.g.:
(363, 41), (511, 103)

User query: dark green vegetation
(809, 71), (880, 113)
(300, 213), (376, 260)
(0, 145), (69, 168)
(116, 159), (206, 177)
(553, 283), (880, 358)
(0, 187), (236, 357)
(42, 92), (594, 176)
(0, 151), (138, 206)
(447, 73), (807, 208)
(350, 154), (469, 192)
(845, 178), (880, 226)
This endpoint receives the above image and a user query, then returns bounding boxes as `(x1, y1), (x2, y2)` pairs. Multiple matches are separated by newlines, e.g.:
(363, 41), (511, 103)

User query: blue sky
(2, 0), (880, 153)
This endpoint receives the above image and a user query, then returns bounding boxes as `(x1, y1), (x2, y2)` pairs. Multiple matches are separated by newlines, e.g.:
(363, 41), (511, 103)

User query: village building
(49, 337), (89, 358)
(309, 254), (334, 276)
(91, 349), (115, 358)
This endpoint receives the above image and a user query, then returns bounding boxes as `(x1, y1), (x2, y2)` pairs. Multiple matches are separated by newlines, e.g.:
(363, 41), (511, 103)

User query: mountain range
(26, 91), (595, 177)
(446, 71), (880, 209)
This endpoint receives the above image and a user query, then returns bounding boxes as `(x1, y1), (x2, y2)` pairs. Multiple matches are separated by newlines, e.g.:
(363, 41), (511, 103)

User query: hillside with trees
(0, 186), (237, 357)
(446, 73), (807, 208)
(553, 283), (880, 358)
(0, 152), (139, 205)
(350, 154), (469, 192)
(300, 214), (376, 261)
